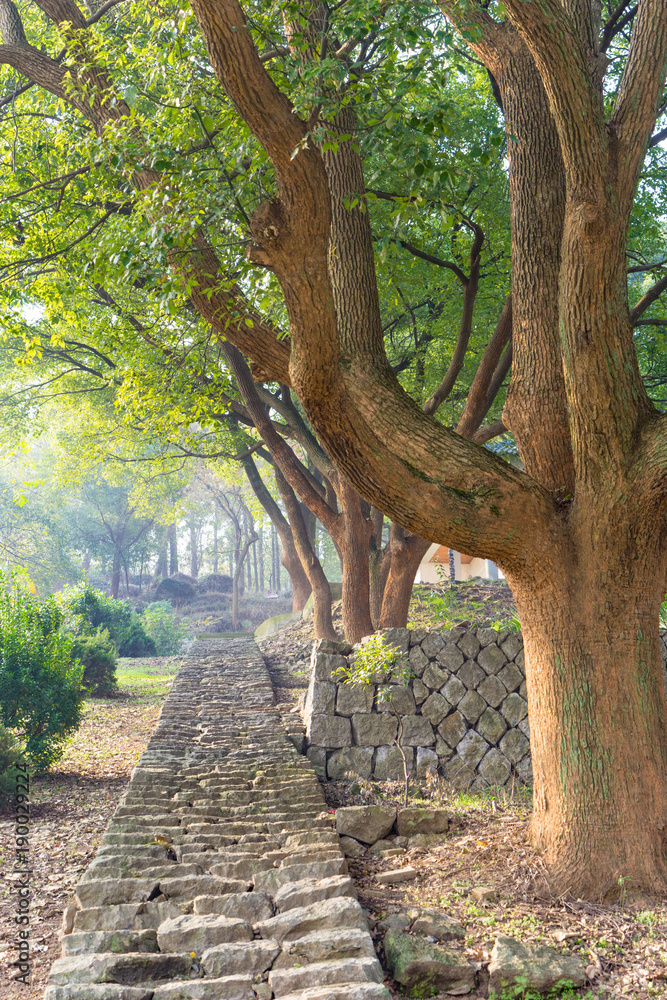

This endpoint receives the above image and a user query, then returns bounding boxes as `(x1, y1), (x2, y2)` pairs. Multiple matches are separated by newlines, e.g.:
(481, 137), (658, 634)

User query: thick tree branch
(630, 273), (667, 325)
(423, 225), (484, 416)
(502, 0), (607, 188)
(222, 342), (339, 534)
(433, 0), (502, 74)
(457, 293), (512, 438)
(188, 0), (555, 567)
(611, 0), (667, 205)
(473, 419), (507, 445)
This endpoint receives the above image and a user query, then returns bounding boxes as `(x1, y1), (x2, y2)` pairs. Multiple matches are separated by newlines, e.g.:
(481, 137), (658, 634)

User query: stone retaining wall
(46, 638), (389, 1000)
(304, 627), (667, 789)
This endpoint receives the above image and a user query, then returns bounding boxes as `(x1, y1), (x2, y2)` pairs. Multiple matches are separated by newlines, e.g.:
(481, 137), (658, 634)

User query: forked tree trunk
(188, 0), (667, 899)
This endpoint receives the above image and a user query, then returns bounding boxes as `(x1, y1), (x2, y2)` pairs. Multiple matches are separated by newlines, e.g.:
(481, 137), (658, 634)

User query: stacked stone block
(45, 638), (389, 1000)
(306, 626), (667, 788)
(304, 627), (529, 789)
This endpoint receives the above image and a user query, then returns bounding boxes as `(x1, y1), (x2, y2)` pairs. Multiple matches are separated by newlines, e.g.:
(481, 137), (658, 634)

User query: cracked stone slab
(151, 977), (255, 999)
(255, 897), (369, 943)
(201, 939), (280, 978)
(157, 913), (253, 952)
(273, 875), (357, 912)
(269, 956), (384, 995)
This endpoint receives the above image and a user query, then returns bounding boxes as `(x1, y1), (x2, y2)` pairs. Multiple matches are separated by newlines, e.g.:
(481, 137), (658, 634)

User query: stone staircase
(45, 638), (389, 1000)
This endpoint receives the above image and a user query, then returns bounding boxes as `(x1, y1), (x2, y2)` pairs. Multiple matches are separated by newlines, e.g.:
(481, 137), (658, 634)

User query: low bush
(72, 629), (118, 695)
(117, 619), (156, 657)
(59, 583), (155, 658)
(0, 576), (84, 772)
(143, 602), (188, 655)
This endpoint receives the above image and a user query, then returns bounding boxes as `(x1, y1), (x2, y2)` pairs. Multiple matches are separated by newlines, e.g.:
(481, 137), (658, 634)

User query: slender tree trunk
(189, 520), (198, 579)
(258, 524), (264, 591)
(212, 516), (218, 573)
(335, 478), (374, 642)
(231, 523), (258, 629)
(253, 538), (258, 590)
(275, 467), (336, 639)
(139, 553), (143, 593)
(82, 549), (91, 575)
(111, 543), (122, 599)
(167, 523), (178, 576)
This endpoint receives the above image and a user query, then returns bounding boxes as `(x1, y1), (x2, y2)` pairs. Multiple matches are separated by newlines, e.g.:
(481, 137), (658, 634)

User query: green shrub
(59, 584), (155, 658)
(0, 722), (24, 804)
(0, 576), (84, 772)
(116, 619), (156, 657)
(143, 602), (188, 655)
(72, 629), (118, 695)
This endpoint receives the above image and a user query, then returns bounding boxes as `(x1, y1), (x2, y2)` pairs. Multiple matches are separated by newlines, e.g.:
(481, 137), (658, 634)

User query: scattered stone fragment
(488, 934), (587, 995)
(335, 805), (397, 844)
(375, 866), (418, 884)
(339, 835), (366, 858)
(384, 929), (476, 995)
(411, 909), (465, 941)
(470, 886), (495, 902)
(396, 807), (450, 837)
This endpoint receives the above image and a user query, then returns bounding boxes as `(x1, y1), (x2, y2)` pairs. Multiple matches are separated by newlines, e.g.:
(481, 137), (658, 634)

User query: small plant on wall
(336, 633), (414, 807)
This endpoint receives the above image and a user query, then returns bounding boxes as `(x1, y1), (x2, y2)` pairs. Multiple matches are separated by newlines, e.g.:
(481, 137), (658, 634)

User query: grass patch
(114, 656), (181, 702)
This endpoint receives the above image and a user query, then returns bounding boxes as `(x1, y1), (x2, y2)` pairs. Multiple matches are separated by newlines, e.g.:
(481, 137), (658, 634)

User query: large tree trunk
(506, 515), (667, 899)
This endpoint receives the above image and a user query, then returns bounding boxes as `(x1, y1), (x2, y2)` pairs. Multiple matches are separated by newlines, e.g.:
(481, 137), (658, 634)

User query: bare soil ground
(0, 657), (179, 1000)
(323, 780), (667, 1000)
